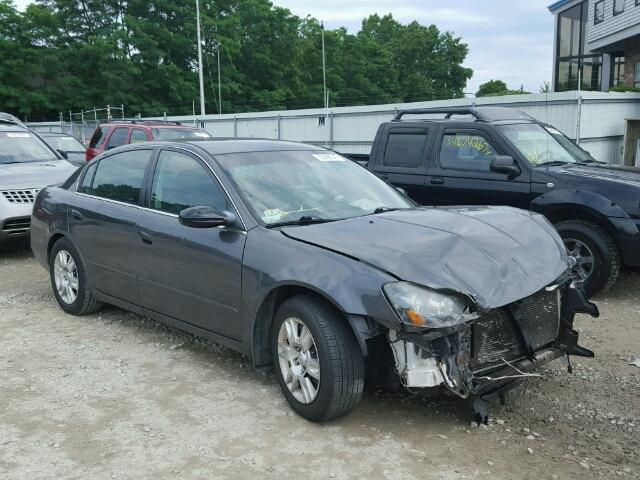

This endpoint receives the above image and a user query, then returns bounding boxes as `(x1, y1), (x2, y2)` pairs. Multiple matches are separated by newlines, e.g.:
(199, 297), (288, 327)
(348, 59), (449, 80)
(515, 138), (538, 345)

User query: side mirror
(57, 149), (69, 160)
(179, 206), (236, 228)
(490, 156), (519, 176)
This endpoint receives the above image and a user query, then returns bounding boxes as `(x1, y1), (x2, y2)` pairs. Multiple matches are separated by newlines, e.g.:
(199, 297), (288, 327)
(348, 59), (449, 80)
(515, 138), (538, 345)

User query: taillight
(85, 149), (96, 162)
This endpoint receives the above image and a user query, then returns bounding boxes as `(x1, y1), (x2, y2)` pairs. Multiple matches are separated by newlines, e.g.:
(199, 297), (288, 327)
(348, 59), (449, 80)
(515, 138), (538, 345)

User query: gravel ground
(1, 240), (639, 480)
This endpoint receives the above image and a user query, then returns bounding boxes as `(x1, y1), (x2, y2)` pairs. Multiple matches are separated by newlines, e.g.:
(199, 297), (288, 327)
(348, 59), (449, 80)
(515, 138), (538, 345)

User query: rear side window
(382, 131), (427, 168)
(88, 127), (106, 148)
(131, 129), (148, 144)
(438, 132), (498, 172)
(79, 163), (97, 194)
(88, 150), (152, 204)
(107, 128), (129, 149)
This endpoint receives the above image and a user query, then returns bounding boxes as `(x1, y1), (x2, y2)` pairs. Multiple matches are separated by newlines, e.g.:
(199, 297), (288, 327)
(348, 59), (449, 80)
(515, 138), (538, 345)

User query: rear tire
(271, 295), (365, 422)
(49, 238), (103, 315)
(555, 220), (620, 297)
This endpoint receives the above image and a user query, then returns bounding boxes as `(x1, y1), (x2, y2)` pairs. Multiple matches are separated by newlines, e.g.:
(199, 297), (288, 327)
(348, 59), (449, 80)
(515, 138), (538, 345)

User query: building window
(614, 0), (625, 15)
(635, 63), (640, 87)
(594, 0), (605, 23)
(555, 2), (603, 91)
(611, 55), (626, 87)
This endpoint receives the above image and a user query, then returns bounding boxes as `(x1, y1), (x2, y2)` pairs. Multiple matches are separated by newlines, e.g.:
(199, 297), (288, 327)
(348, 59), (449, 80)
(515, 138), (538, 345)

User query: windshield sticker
(6, 133), (31, 138)
(446, 135), (493, 156)
(262, 209), (285, 222)
(193, 132), (211, 138)
(312, 153), (345, 162)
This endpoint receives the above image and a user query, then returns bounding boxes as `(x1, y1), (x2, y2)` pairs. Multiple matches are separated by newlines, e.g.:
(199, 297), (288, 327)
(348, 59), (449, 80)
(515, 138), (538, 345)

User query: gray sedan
(31, 140), (598, 422)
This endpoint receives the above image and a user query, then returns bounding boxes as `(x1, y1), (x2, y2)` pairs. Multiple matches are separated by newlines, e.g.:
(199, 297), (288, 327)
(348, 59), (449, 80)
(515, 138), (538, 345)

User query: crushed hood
(0, 160), (78, 190)
(282, 206), (569, 310)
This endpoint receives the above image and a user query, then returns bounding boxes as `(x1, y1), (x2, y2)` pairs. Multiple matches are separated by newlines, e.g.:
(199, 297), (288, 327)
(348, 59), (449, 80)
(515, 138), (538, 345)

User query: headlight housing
(383, 282), (477, 328)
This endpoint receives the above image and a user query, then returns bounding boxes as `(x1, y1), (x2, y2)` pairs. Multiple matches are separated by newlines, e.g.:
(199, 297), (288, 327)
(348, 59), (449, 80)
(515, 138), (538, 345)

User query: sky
(13, 0), (555, 95)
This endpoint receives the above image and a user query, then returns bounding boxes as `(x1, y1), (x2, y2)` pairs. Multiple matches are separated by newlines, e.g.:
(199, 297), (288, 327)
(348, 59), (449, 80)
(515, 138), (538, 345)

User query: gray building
(550, 0), (640, 91)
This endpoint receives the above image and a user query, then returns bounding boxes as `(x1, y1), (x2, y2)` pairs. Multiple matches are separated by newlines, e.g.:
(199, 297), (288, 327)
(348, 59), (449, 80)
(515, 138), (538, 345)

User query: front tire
(555, 220), (620, 297)
(271, 295), (364, 422)
(49, 238), (103, 315)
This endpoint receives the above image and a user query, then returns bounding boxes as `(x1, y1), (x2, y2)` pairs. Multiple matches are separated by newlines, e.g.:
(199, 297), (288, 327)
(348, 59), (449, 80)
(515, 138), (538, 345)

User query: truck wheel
(555, 220), (620, 297)
(50, 238), (103, 315)
(271, 295), (364, 422)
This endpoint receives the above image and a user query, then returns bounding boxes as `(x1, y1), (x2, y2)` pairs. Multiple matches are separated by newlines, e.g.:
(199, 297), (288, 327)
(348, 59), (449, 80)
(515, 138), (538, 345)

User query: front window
(216, 150), (413, 225)
(499, 123), (594, 166)
(151, 128), (212, 141)
(0, 131), (58, 164)
(555, 2), (602, 91)
(438, 132), (499, 172)
(45, 135), (85, 152)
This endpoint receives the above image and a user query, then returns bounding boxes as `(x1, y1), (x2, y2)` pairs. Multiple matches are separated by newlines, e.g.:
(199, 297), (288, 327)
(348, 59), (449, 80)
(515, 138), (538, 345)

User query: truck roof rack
(393, 106), (534, 122)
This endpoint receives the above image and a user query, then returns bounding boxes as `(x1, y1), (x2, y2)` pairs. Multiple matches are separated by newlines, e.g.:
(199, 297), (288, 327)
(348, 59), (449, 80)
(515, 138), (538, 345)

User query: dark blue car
(31, 140), (598, 422)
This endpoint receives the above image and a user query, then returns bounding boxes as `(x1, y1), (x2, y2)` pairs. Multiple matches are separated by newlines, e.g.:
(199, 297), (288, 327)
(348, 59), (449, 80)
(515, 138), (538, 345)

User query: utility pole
(196, 0), (206, 116)
(212, 39), (222, 115)
(321, 21), (327, 109)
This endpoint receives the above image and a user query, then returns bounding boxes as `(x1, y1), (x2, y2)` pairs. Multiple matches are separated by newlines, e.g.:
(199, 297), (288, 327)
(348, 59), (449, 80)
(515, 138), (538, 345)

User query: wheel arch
(47, 232), (68, 262)
(250, 283), (368, 370)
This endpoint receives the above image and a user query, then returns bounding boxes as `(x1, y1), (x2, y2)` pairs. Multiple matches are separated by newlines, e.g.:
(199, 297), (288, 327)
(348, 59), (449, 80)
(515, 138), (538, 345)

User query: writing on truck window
(445, 134), (493, 156)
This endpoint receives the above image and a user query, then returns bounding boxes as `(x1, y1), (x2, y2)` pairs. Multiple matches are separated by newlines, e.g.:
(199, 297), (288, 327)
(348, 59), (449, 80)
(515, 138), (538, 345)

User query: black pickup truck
(347, 106), (640, 296)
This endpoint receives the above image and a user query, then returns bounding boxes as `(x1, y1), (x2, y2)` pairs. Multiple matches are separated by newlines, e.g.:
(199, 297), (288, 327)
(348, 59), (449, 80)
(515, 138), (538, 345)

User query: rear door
(136, 148), (246, 340)
(369, 125), (432, 204)
(130, 128), (149, 144)
(425, 125), (532, 208)
(70, 149), (154, 305)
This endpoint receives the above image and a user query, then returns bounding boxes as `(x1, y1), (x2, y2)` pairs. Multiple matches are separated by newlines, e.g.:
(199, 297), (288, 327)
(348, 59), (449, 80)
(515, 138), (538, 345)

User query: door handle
(138, 230), (153, 245)
(70, 209), (83, 221)
(430, 177), (445, 185)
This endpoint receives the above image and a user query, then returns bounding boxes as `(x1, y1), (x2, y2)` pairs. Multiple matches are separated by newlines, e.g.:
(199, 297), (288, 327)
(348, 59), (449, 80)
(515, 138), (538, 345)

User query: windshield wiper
(267, 215), (335, 228)
(534, 160), (574, 168)
(373, 207), (402, 214)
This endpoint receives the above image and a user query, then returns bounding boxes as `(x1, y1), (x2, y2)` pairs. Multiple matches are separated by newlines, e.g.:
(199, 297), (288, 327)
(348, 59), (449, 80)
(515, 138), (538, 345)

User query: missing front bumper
(388, 283), (598, 402)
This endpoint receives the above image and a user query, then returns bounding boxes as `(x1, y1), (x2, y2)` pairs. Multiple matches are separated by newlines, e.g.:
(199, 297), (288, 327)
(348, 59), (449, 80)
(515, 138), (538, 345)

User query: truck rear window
(383, 132), (427, 168)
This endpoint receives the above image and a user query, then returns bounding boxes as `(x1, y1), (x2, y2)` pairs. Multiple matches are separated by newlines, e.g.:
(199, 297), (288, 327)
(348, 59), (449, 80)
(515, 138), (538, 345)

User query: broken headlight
(383, 282), (477, 328)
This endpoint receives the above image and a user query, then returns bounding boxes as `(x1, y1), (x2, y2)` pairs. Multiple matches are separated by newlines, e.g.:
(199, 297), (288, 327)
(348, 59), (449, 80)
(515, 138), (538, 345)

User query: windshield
(216, 150), (413, 225)
(499, 123), (594, 166)
(44, 135), (85, 152)
(0, 131), (58, 164)
(152, 128), (212, 141)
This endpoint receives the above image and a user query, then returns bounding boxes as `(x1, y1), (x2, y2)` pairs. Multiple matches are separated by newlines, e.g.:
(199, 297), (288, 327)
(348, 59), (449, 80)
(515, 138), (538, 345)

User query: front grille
(2, 217), (31, 234)
(470, 288), (560, 370)
(1, 189), (39, 204)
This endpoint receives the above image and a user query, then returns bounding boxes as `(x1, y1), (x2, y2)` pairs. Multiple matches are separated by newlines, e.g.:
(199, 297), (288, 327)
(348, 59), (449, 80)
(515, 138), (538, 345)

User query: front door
(136, 148), (246, 340)
(425, 127), (532, 208)
(70, 149), (154, 305)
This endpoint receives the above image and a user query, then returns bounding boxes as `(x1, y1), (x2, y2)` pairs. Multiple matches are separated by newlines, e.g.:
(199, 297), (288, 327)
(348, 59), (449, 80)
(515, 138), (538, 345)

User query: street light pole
(196, 0), (206, 116)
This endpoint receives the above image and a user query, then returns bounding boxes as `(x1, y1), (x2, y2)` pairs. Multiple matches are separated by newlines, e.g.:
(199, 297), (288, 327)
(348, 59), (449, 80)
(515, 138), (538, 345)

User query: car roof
(102, 120), (199, 128)
(129, 139), (325, 156)
(0, 123), (29, 132)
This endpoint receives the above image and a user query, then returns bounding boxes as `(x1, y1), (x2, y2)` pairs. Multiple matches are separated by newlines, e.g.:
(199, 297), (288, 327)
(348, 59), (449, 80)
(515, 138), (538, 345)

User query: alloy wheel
(563, 238), (595, 285)
(53, 250), (79, 304)
(277, 317), (321, 404)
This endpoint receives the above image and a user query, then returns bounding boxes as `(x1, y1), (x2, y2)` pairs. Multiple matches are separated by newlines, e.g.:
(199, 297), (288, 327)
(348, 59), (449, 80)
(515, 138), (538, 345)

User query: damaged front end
(384, 279), (599, 422)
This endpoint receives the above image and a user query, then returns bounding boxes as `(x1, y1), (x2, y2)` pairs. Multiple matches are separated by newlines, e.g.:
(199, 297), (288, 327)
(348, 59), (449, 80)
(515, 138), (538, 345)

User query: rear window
(383, 131), (428, 168)
(89, 127), (106, 148)
(0, 131), (57, 164)
(151, 128), (212, 141)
